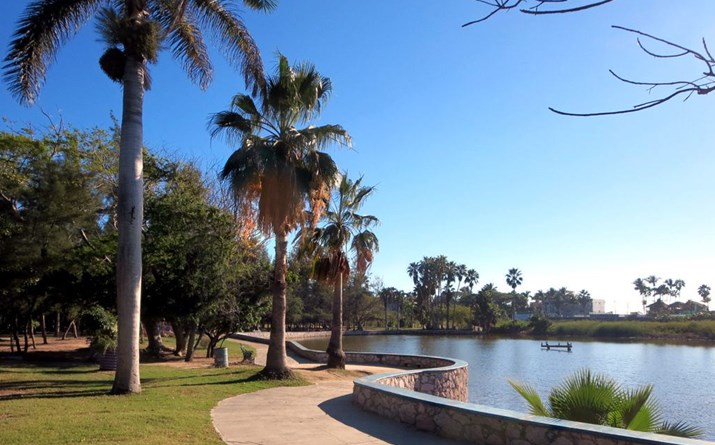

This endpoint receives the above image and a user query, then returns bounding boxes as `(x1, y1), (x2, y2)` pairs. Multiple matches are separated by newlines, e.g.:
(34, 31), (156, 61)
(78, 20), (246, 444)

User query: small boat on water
(541, 341), (573, 351)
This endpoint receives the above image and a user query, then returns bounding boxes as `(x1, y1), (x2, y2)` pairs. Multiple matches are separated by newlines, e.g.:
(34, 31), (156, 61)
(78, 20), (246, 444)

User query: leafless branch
(463, 0), (615, 27)
(464, 0), (715, 116)
(550, 27), (715, 116)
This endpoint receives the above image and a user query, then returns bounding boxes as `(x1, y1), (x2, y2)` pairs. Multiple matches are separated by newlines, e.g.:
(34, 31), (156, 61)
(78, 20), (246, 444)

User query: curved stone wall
(353, 365), (709, 445)
(286, 340), (468, 402)
(232, 334), (709, 445)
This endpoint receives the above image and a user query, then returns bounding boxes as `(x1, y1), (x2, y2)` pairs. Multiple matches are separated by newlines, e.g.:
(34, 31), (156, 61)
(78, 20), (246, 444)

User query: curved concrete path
(211, 340), (470, 445)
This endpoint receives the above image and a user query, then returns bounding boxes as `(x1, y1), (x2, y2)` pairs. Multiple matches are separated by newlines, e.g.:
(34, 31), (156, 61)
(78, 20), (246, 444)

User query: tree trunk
(172, 321), (187, 356)
(40, 314), (48, 344)
(12, 321), (21, 353)
(29, 320), (36, 349)
(55, 312), (61, 337)
(112, 54), (145, 395)
(144, 318), (163, 356)
(23, 324), (29, 353)
(326, 273), (345, 369)
(185, 325), (197, 362)
(261, 230), (293, 379)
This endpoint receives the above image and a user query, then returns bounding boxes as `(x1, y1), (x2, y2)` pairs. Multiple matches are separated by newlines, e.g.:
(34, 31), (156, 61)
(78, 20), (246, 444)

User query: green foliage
(407, 256), (478, 329)
(529, 315), (552, 335)
(0, 126), (112, 340)
(80, 305), (118, 354)
(509, 369), (702, 437)
(548, 319), (715, 340)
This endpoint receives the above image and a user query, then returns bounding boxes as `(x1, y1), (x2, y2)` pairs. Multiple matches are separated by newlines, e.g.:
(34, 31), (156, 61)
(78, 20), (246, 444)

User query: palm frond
(4, 0), (103, 104)
(351, 213), (379, 229)
(508, 380), (550, 417)
(208, 110), (257, 142)
(615, 385), (655, 431)
(298, 124), (352, 151)
(351, 230), (379, 274)
(160, 3), (212, 89)
(241, 0), (277, 11)
(191, 0), (264, 96)
(549, 369), (618, 424)
(657, 421), (704, 438)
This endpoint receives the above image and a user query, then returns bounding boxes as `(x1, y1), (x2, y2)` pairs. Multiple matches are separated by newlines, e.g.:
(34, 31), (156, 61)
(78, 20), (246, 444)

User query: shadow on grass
(144, 371), (278, 389)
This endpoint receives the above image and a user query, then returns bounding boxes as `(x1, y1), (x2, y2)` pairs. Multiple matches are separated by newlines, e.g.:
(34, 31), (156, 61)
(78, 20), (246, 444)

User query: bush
(80, 306), (117, 354)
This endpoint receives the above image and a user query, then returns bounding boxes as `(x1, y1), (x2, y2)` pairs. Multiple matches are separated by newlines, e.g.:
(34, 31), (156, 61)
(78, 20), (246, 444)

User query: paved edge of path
(211, 339), (472, 445)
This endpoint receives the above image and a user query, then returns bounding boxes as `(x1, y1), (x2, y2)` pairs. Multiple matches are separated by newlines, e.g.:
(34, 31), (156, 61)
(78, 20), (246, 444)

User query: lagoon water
(299, 335), (715, 440)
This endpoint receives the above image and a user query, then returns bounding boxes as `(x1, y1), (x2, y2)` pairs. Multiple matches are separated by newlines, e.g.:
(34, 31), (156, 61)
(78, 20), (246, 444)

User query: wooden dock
(541, 341), (573, 351)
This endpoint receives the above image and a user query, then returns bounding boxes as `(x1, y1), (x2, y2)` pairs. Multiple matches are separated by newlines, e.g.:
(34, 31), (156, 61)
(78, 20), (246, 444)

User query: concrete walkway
(211, 340), (470, 445)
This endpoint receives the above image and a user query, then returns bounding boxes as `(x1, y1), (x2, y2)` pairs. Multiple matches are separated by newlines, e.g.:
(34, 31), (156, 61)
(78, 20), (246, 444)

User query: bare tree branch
(463, 0), (615, 27)
(464, 1), (715, 116)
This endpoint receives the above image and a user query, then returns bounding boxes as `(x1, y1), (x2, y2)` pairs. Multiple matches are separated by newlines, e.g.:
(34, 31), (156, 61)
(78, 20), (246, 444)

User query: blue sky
(1, 1), (713, 313)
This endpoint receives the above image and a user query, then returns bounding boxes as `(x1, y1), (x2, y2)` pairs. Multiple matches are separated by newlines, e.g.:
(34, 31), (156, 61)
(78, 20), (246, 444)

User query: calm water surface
(300, 335), (715, 439)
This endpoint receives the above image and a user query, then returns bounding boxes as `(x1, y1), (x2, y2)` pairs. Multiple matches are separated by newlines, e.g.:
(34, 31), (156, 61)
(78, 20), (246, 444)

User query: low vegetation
(547, 319), (715, 341)
(0, 340), (302, 445)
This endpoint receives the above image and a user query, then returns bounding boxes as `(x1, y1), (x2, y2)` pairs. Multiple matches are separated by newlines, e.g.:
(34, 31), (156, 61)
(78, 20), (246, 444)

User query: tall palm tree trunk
(112, 55), (144, 395)
(326, 273), (345, 369)
(263, 230), (293, 378)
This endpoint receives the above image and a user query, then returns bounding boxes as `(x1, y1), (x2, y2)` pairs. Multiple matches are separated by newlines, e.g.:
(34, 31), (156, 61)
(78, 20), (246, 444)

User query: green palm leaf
(508, 380), (550, 417)
(511, 369), (702, 438)
(4, 0), (104, 104)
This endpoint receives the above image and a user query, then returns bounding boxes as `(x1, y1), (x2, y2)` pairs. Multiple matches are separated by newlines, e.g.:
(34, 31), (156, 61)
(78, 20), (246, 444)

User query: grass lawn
(0, 339), (303, 445)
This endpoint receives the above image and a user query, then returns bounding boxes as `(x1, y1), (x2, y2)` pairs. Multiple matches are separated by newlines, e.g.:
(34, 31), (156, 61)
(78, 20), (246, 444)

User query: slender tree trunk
(40, 314), (48, 344)
(112, 54), (145, 395)
(55, 312), (61, 337)
(326, 273), (345, 369)
(262, 230), (293, 378)
(12, 320), (21, 353)
(23, 323), (29, 353)
(446, 299), (450, 330)
(172, 321), (187, 356)
(29, 320), (36, 349)
(185, 324), (197, 362)
(62, 319), (73, 340)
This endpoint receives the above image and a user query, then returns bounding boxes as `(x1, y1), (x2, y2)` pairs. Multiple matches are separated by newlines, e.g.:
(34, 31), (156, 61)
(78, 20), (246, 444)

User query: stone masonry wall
(286, 340), (469, 402)
(353, 375), (709, 445)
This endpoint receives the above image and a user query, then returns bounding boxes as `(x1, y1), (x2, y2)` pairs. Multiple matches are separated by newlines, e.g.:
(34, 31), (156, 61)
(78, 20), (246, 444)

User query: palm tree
(464, 268), (479, 293)
(4, 0), (274, 394)
(212, 54), (350, 377)
(505, 268), (523, 320)
(308, 174), (379, 368)
(577, 289), (592, 316)
(645, 275), (660, 305)
(378, 287), (400, 332)
(509, 369), (702, 437)
(633, 278), (651, 314)
(698, 284), (711, 310)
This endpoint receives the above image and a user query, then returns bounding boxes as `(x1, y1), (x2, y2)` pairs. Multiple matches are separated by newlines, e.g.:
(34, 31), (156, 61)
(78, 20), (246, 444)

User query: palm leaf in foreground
(510, 369), (702, 438)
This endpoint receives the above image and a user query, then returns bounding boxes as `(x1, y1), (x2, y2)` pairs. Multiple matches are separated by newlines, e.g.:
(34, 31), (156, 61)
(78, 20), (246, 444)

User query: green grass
(0, 359), (303, 445)
(548, 319), (715, 340)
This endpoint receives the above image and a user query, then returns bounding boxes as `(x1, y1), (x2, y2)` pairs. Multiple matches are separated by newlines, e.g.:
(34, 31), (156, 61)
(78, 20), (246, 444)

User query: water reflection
(299, 335), (714, 439)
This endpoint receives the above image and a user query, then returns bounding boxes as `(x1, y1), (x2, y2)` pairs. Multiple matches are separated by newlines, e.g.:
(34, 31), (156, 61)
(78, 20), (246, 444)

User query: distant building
(647, 299), (707, 316)
(669, 300), (707, 315)
(590, 299), (606, 314)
